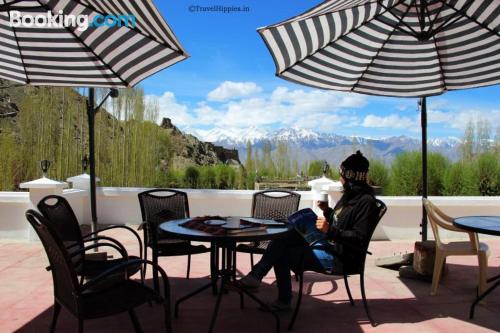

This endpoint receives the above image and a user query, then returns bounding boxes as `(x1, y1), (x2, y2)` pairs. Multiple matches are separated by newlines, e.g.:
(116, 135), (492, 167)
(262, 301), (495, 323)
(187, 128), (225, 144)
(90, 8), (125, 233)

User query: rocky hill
(0, 79), (239, 185)
(160, 118), (240, 167)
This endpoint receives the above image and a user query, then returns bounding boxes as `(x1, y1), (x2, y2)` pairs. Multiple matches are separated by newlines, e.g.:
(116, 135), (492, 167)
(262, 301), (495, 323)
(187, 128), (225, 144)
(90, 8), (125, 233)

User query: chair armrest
(79, 259), (170, 301)
(66, 236), (126, 253)
(82, 225), (143, 262)
(69, 242), (128, 260)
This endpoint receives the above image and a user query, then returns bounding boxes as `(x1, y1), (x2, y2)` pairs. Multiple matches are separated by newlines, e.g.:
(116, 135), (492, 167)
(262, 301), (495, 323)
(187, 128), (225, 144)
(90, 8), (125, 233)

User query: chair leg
(343, 274), (355, 306)
(478, 250), (488, 296)
(288, 273), (304, 331)
(164, 300), (173, 333)
(153, 251), (160, 293)
(49, 302), (61, 333)
(232, 251), (237, 279)
(143, 247), (148, 281)
(250, 253), (254, 268)
(129, 309), (143, 333)
(360, 272), (376, 327)
(430, 251), (446, 296)
(78, 319), (84, 333)
(186, 254), (191, 279)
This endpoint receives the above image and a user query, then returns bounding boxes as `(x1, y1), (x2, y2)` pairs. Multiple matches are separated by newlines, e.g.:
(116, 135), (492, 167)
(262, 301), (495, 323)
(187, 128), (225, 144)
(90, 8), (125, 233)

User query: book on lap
(288, 208), (327, 245)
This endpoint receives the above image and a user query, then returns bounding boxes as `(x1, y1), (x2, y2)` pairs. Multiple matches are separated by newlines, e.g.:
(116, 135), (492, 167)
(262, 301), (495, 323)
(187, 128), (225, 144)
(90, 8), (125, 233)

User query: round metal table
(160, 218), (291, 333)
(453, 216), (500, 236)
(453, 216), (500, 318)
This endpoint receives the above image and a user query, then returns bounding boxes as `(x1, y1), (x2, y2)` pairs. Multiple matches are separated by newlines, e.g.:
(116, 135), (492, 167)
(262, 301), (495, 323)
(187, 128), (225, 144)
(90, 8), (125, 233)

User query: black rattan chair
(26, 210), (172, 333)
(288, 199), (387, 330)
(37, 195), (143, 283)
(138, 189), (210, 287)
(236, 190), (301, 267)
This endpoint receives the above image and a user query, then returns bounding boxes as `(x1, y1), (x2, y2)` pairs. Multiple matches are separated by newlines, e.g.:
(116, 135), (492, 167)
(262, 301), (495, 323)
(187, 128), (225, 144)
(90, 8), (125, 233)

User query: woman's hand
(316, 217), (329, 234)
(316, 200), (329, 212)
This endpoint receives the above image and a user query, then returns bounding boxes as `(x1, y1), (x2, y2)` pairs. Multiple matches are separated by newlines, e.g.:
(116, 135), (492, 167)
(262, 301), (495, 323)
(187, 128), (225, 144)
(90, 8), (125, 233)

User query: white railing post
(20, 177), (68, 241)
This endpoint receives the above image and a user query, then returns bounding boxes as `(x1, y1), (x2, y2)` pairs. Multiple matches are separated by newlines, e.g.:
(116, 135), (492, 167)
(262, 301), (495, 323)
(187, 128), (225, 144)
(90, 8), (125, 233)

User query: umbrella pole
(420, 96), (428, 242)
(87, 88), (98, 236)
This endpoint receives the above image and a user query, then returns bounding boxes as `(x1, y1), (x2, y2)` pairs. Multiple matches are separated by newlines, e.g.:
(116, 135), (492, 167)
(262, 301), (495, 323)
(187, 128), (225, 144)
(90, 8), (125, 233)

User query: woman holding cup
(238, 151), (379, 312)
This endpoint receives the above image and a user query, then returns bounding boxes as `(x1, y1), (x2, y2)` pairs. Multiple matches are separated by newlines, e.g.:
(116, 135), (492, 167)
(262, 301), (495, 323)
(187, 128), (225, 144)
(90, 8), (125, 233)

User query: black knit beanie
(339, 150), (369, 182)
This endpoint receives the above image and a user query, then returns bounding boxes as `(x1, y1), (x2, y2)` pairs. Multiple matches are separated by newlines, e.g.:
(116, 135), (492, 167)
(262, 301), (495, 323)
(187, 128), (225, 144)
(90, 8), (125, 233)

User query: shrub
(427, 152), (449, 196)
(387, 151), (448, 196)
(443, 162), (477, 196)
(184, 166), (200, 188)
(474, 153), (500, 196)
(387, 152), (421, 195)
(368, 160), (389, 190)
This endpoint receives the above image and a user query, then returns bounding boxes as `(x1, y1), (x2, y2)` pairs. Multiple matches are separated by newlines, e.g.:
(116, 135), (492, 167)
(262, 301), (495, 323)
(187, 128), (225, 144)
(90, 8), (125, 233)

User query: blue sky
(139, 0), (500, 140)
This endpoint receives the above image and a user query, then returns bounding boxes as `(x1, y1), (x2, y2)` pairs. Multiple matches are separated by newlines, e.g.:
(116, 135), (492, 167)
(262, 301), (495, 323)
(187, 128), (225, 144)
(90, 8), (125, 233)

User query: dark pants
(251, 230), (330, 304)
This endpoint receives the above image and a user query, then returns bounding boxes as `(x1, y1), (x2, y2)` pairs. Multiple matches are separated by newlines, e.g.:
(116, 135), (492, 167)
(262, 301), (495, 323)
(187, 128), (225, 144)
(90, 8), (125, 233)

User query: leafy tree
(476, 119), (491, 154)
(275, 142), (291, 178)
(460, 119), (475, 160)
(245, 141), (254, 173)
(308, 160), (325, 177)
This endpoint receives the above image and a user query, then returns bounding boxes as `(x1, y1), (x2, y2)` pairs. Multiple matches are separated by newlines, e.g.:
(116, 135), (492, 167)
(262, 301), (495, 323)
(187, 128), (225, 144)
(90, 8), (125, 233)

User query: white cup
(314, 192), (329, 203)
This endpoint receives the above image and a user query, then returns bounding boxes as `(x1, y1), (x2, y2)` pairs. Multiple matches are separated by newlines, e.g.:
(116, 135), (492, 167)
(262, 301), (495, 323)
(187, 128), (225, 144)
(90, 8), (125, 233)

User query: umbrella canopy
(0, 0), (187, 231)
(0, 0), (187, 87)
(258, 0), (500, 97)
(258, 0), (500, 240)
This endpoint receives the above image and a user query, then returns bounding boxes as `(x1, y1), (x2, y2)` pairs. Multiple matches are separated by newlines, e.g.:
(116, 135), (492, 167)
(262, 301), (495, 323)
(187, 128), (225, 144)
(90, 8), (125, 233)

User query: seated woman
(238, 151), (380, 311)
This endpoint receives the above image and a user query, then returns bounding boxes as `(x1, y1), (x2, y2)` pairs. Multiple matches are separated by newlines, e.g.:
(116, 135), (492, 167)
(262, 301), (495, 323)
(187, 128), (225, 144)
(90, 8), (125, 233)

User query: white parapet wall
(1, 187), (499, 242)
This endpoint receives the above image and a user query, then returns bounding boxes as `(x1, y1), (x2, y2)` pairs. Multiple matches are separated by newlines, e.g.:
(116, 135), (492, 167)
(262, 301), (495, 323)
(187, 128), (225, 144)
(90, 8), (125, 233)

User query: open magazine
(287, 208), (327, 245)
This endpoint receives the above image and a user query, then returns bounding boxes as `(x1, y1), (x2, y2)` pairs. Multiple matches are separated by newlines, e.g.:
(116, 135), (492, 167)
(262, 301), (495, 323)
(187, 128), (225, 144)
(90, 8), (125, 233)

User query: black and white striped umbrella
(0, 0), (187, 87)
(0, 0), (187, 232)
(259, 0), (500, 241)
(258, 0), (500, 98)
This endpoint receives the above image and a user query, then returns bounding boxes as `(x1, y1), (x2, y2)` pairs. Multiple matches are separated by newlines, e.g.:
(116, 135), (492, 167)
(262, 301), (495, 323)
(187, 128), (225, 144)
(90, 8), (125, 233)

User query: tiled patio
(1, 230), (499, 333)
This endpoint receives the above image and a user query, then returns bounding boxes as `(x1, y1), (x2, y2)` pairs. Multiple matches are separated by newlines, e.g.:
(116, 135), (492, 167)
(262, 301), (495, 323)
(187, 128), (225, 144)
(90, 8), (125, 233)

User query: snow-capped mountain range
(186, 127), (462, 165)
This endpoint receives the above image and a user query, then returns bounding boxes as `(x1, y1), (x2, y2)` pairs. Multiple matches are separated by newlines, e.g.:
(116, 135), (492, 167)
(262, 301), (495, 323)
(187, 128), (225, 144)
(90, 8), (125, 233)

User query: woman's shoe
(237, 274), (261, 291)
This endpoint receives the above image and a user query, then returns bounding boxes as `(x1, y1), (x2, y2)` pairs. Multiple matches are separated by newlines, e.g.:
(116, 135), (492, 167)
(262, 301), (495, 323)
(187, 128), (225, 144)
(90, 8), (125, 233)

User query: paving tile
(1, 236), (499, 333)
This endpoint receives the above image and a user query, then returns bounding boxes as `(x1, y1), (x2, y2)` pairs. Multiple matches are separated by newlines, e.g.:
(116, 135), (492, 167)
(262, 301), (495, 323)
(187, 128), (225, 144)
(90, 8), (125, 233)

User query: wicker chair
(289, 199), (387, 330)
(236, 190), (301, 267)
(138, 189), (210, 288)
(26, 210), (172, 333)
(37, 195), (143, 283)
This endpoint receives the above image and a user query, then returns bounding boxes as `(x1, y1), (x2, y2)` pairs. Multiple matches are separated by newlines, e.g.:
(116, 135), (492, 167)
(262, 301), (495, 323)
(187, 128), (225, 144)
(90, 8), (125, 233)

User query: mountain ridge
(185, 127), (462, 165)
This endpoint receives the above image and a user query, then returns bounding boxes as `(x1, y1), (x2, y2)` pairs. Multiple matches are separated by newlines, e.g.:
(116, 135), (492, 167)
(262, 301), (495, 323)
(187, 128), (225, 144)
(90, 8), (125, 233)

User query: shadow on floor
(13, 262), (500, 333)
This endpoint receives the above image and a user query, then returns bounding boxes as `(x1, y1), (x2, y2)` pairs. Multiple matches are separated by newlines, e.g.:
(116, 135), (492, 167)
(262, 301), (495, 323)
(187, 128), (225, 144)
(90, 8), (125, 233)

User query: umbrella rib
(5, 9), (29, 84)
(350, 1), (413, 92)
(430, 36), (447, 94)
(427, 0), (446, 35)
(441, 0), (500, 38)
(275, 0), (405, 76)
(378, 0), (420, 39)
(0, 0), (25, 11)
(431, 0), (476, 38)
(72, 0), (185, 55)
(35, 0), (128, 87)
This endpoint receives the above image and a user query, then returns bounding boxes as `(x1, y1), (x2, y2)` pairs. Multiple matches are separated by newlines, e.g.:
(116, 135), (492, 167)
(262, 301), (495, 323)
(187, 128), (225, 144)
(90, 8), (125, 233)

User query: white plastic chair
(423, 198), (490, 296)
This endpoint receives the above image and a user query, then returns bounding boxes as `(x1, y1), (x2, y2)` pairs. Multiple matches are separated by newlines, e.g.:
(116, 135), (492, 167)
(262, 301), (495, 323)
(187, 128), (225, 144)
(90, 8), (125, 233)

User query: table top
(159, 218), (291, 242)
(453, 216), (500, 236)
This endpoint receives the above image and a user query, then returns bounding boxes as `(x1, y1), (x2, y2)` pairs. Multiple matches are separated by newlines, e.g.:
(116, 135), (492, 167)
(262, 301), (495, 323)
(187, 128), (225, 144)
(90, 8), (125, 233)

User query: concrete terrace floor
(1, 230), (500, 333)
